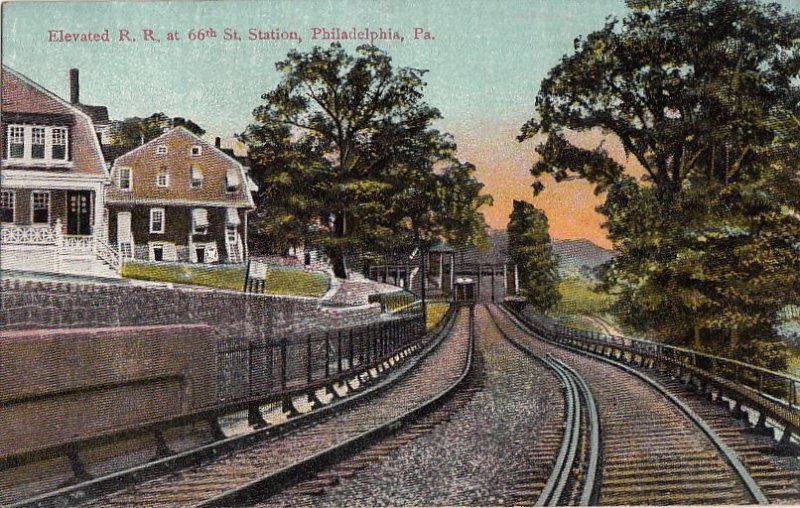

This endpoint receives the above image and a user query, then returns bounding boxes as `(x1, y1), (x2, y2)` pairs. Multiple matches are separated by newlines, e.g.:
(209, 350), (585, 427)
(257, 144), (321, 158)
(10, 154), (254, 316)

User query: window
(192, 208), (208, 234)
(156, 145), (168, 156)
(52, 128), (67, 160)
(156, 167), (169, 187)
(225, 167), (240, 192)
(6, 125), (69, 161)
(31, 127), (45, 159)
(8, 126), (24, 158)
(151, 244), (164, 262)
(190, 145), (202, 156)
(150, 207), (165, 233)
(190, 165), (203, 188)
(0, 191), (14, 223)
(31, 191), (50, 224)
(118, 167), (132, 191)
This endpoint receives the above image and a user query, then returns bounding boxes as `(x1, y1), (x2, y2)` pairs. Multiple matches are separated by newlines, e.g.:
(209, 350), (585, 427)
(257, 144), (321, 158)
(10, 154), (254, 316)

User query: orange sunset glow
(455, 122), (645, 250)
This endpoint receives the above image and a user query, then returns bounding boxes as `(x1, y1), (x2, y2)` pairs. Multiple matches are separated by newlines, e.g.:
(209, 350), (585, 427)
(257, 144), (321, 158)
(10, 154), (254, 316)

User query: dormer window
(190, 145), (202, 156)
(5, 125), (69, 162)
(8, 126), (24, 158)
(156, 145), (168, 156)
(225, 167), (240, 192)
(190, 165), (203, 189)
(31, 127), (45, 159)
(52, 128), (67, 160)
(156, 167), (169, 187)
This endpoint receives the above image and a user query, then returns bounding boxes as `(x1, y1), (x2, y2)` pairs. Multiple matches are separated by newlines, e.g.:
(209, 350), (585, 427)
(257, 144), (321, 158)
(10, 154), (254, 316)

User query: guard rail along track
(504, 301), (800, 453)
(497, 303), (772, 505)
(486, 306), (601, 506)
(197, 304), (475, 507)
(8, 301), (454, 508)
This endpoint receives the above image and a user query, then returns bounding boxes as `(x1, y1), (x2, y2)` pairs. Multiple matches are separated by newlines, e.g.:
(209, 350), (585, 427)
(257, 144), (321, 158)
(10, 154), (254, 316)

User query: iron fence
(511, 304), (800, 412)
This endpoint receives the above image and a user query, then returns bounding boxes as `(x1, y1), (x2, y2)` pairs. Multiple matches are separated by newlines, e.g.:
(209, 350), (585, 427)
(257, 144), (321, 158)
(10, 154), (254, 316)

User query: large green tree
(244, 43), (490, 277)
(110, 113), (205, 146)
(521, 0), (800, 362)
(507, 200), (561, 311)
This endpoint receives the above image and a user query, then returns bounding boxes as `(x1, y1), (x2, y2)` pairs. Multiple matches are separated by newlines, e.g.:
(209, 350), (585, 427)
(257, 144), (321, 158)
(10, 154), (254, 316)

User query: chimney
(215, 137), (221, 148)
(69, 68), (79, 104)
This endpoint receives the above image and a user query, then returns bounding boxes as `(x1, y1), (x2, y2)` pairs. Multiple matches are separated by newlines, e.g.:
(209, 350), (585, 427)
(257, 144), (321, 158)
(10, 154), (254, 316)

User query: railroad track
(256, 304), (597, 507)
(490, 303), (800, 505)
(64, 306), (473, 508)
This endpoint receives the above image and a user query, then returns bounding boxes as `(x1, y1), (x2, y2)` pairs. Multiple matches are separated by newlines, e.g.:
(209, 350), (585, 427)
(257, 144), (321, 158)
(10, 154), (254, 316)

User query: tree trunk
(693, 323), (702, 350)
(730, 327), (740, 350)
(330, 211), (348, 279)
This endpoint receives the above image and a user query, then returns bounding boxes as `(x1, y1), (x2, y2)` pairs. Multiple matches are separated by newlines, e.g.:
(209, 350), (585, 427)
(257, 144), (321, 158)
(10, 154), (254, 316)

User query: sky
(4, 0), (800, 249)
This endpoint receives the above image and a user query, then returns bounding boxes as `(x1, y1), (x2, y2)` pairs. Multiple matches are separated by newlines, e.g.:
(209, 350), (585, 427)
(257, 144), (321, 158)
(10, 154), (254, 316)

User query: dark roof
(75, 103), (109, 124)
(429, 242), (455, 253)
(101, 144), (136, 164)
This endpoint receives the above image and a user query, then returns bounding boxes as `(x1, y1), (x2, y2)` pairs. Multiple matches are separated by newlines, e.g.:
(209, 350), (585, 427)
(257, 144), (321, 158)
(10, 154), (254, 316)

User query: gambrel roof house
(0, 65), (118, 276)
(106, 127), (256, 265)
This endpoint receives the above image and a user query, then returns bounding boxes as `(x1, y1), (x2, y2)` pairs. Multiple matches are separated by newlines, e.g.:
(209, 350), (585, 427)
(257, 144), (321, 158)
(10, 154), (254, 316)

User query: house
(106, 127), (256, 264)
(0, 65), (119, 277)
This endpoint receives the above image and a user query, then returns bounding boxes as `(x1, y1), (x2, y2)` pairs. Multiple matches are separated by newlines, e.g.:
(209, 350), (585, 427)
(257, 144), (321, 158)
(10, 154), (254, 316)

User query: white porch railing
(0, 222), (60, 245)
(1, 219), (121, 272)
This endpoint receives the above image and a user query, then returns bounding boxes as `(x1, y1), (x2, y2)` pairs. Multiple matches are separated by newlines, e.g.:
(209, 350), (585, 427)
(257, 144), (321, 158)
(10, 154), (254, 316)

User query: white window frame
(8, 125), (25, 159)
(31, 190), (51, 225)
(156, 169), (170, 188)
(192, 208), (209, 235)
(5, 125), (70, 162)
(0, 190), (15, 223)
(190, 145), (202, 157)
(149, 207), (165, 234)
(190, 165), (203, 189)
(118, 167), (132, 191)
(30, 127), (46, 159)
(51, 127), (68, 160)
(156, 145), (168, 156)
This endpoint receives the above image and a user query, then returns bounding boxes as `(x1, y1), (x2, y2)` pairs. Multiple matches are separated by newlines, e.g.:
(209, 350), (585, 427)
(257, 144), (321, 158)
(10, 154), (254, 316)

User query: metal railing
(218, 309), (426, 403)
(507, 304), (800, 437)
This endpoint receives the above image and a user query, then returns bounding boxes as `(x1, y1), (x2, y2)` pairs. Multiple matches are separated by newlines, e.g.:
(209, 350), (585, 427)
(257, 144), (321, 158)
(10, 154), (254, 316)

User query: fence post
(248, 340), (254, 398)
(349, 329), (354, 370)
(280, 338), (288, 391)
(307, 333), (313, 383)
(337, 330), (343, 373)
(325, 331), (330, 378)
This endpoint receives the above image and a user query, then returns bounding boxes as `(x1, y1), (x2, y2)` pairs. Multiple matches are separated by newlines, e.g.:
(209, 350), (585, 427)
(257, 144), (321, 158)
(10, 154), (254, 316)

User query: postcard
(2, 0), (800, 506)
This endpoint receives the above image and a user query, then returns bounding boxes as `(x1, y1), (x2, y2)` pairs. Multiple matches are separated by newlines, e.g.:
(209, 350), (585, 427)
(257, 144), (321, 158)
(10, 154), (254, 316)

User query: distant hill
(451, 232), (615, 280)
(552, 238), (617, 278)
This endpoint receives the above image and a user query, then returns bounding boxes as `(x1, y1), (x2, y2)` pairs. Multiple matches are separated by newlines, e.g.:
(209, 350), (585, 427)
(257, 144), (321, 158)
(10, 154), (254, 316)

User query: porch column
(439, 253), (444, 290)
(92, 186), (104, 239)
(504, 264), (508, 296)
(449, 253), (454, 297)
(514, 264), (519, 295)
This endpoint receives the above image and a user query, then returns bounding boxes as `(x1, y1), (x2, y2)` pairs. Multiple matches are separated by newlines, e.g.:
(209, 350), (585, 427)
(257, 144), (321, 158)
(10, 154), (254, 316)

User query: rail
(488, 307), (601, 506)
(505, 303), (800, 451)
(199, 304), (474, 507)
(1, 308), (427, 473)
(499, 304), (768, 505)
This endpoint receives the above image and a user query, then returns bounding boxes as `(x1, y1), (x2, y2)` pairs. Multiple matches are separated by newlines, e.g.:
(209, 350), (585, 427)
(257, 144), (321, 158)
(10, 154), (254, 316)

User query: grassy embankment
(550, 277), (618, 333)
(120, 261), (329, 297)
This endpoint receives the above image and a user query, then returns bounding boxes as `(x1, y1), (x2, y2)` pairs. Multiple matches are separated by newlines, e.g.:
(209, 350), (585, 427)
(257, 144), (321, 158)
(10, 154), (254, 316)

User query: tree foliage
(522, 0), (800, 364)
(507, 200), (561, 311)
(110, 113), (205, 146)
(244, 43), (490, 277)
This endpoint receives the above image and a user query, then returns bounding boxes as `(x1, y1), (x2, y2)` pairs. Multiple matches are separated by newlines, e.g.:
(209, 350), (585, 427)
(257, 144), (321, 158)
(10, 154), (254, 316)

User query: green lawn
(554, 277), (616, 316)
(121, 261), (329, 296)
(426, 302), (451, 331)
(261, 268), (329, 297)
(121, 261), (246, 290)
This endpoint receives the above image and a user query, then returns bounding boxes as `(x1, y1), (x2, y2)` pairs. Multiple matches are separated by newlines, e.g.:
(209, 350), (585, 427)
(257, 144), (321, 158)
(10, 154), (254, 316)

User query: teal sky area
(4, 0), (800, 240)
